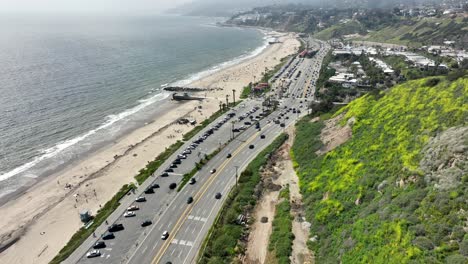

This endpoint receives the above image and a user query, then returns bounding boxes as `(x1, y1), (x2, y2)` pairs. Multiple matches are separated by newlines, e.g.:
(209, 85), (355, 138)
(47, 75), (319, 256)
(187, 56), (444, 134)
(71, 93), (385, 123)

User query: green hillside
(291, 76), (468, 263)
(314, 20), (366, 40)
(358, 17), (468, 47)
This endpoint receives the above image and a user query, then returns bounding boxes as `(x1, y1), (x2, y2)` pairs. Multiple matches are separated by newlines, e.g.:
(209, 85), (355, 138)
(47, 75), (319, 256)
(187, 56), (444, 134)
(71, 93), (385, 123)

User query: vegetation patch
(50, 183), (136, 264)
(269, 187), (294, 264)
(198, 133), (289, 264)
(292, 77), (468, 263)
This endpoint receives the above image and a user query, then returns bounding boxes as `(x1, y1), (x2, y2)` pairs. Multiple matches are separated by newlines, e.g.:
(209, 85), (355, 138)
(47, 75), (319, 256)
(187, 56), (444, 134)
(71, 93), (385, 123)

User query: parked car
(124, 211), (136, 218)
(127, 205), (139, 211)
(135, 196), (146, 202)
(151, 183), (160, 189)
(108, 223), (124, 232)
(86, 250), (101, 258)
(102, 232), (115, 240)
(144, 188), (154, 194)
(93, 241), (106, 249)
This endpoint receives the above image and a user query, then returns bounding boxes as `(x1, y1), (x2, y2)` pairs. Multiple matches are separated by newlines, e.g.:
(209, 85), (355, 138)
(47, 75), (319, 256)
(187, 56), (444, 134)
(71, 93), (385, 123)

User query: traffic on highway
(66, 36), (329, 264)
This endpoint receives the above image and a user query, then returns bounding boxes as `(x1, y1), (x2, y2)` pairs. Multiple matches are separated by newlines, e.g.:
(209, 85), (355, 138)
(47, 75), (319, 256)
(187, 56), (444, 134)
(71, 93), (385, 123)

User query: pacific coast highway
(66, 37), (328, 264)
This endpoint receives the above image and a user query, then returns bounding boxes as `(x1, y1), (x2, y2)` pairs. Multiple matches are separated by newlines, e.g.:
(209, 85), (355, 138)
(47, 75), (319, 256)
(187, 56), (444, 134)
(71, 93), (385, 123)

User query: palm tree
(232, 89), (236, 105)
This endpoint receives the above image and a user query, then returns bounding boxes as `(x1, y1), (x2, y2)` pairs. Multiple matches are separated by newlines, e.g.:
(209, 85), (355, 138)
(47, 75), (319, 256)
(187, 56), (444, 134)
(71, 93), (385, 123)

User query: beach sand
(0, 32), (299, 264)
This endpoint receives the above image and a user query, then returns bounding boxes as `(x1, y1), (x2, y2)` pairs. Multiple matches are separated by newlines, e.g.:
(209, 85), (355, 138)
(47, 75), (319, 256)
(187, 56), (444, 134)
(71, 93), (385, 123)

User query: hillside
(356, 17), (468, 48)
(291, 76), (468, 263)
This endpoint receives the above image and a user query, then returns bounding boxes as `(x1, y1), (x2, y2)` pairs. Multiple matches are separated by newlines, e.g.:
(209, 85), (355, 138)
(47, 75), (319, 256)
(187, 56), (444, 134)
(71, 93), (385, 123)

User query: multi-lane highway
(66, 37), (329, 264)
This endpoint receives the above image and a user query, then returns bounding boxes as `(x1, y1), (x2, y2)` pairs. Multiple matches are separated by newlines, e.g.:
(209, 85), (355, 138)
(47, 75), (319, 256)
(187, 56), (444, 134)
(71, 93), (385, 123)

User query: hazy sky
(0, 0), (194, 15)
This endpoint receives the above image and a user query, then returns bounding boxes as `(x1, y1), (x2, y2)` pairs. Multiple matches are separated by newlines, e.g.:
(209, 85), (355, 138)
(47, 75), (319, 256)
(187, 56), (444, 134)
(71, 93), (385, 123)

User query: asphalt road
(68, 37), (330, 264)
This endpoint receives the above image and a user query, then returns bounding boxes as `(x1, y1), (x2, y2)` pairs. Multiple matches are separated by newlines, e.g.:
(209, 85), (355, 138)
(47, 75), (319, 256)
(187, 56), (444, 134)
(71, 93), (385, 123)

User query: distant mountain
(167, 0), (442, 17)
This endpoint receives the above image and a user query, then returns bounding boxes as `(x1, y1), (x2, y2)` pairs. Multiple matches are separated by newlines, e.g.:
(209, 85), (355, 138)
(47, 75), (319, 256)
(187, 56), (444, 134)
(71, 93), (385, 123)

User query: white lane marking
(200, 217), (207, 222)
(202, 209), (207, 215)
(142, 246), (148, 254)
(171, 239), (179, 244)
(188, 215), (194, 220)
(171, 248), (176, 256)
(178, 250), (183, 258)
(153, 243), (158, 250)
(180, 240), (186, 246)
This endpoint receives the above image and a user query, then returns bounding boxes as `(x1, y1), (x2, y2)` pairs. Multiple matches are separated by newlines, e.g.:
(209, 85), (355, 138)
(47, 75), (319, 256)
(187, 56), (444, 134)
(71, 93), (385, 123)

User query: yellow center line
(151, 126), (268, 264)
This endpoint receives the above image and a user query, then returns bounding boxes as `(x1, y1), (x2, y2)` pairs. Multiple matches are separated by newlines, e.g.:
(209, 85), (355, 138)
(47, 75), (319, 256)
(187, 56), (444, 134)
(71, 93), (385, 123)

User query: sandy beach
(0, 32), (299, 264)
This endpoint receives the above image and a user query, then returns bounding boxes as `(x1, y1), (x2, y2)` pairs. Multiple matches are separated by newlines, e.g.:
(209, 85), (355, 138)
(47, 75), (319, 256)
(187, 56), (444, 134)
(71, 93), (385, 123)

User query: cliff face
(291, 76), (468, 263)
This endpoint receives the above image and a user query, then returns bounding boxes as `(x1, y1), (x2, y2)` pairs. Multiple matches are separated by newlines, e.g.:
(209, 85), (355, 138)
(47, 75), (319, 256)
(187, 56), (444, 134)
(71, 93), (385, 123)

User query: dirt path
(244, 127), (313, 264)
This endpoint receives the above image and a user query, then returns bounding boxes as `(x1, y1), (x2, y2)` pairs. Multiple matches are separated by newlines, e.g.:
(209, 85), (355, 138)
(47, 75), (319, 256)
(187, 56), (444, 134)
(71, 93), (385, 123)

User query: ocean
(0, 14), (266, 201)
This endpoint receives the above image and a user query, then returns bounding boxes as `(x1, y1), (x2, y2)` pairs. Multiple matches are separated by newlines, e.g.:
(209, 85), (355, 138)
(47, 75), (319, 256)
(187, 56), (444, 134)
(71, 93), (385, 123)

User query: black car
(151, 183), (160, 189)
(164, 168), (174, 173)
(141, 220), (152, 227)
(215, 192), (222, 199)
(108, 223), (124, 232)
(280, 123), (286, 127)
(227, 153), (232, 158)
(232, 128), (240, 133)
(169, 183), (177, 189)
(260, 134), (266, 139)
(244, 121), (252, 125)
(173, 159), (181, 165)
(189, 178), (196, 185)
(169, 164), (177, 169)
(144, 188), (154, 194)
(187, 197), (194, 204)
(93, 241), (106, 249)
(249, 144), (254, 149)
(285, 116), (289, 119)
(102, 232), (115, 240)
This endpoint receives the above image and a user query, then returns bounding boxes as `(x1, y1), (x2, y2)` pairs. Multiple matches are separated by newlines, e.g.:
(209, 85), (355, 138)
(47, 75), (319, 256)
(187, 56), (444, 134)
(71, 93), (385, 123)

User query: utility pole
(226, 94), (229, 109)
(234, 166), (239, 186)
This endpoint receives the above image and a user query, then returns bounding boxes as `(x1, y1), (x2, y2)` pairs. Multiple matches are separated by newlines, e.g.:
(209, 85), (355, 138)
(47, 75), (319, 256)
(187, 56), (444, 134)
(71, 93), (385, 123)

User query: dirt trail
(244, 127), (313, 264)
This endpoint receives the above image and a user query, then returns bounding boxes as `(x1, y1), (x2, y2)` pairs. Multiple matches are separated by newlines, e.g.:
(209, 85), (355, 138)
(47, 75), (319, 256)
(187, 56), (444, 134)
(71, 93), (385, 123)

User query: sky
(0, 0), (194, 15)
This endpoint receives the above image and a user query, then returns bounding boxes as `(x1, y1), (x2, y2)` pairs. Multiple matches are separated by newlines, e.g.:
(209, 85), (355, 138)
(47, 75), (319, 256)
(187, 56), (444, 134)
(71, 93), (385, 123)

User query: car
(285, 116), (289, 119)
(124, 210), (136, 217)
(260, 134), (266, 139)
(169, 183), (177, 189)
(93, 241), (106, 249)
(232, 128), (240, 133)
(187, 196), (194, 204)
(169, 163), (177, 169)
(173, 159), (181, 165)
(227, 153), (232, 158)
(210, 168), (216, 174)
(182, 149), (191, 155)
(161, 231), (169, 240)
(164, 168), (174, 173)
(127, 205), (139, 211)
(135, 196), (146, 202)
(215, 192), (222, 199)
(144, 188), (154, 194)
(189, 178), (196, 184)
(249, 144), (254, 149)
(102, 232), (115, 240)
(151, 183), (160, 189)
(86, 250), (101, 258)
(280, 123), (286, 127)
(177, 154), (187, 159)
(141, 220), (152, 227)
(108, 223), (124, 232)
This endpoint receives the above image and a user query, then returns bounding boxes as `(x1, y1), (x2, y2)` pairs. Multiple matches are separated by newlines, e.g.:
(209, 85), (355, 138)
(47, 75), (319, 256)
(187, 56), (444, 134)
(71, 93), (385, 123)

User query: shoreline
(0, 31), (300, 264)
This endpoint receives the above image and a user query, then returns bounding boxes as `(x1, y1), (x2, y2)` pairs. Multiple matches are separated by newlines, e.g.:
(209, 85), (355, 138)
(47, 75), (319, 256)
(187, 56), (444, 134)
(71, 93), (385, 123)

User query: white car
(127, 205), (139, 211)
(86, 250), (101, 258)
(124, 211), (136, 217)
(161, 231), (169, 240)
